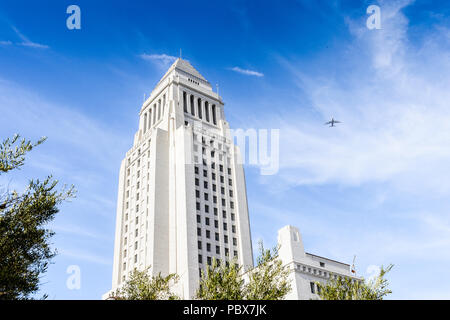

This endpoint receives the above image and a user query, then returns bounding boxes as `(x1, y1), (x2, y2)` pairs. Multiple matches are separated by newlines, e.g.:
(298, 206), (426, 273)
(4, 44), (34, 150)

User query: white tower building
(104, 58), (254, 299)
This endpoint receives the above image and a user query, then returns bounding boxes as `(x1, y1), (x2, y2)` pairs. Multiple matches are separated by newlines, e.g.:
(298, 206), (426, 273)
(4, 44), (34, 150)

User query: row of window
(183, 91), (217, 125)
(143, 95), (166, 133)
(198, 251), (238, 266)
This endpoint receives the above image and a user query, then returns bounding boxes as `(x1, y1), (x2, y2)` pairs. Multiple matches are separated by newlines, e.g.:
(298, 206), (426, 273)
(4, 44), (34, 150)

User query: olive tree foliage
(0, 135), (75, 300)
(196, 257), (245, 300)
(109, 267), (180, 300)
(316, 264), (394, 300)
(245, 241), (291, 300)
(196, 240), (291, 300)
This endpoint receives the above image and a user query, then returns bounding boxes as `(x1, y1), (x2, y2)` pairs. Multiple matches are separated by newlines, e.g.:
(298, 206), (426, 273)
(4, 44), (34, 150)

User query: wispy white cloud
(140, 53), (177, 68)
(59, 249), (111, 266)
(9, 26), (49, 49)
(0, 40), (12, 45)
(230, 66), (264, 77)
(255, 1), (450, 197)
(53, 224), (110, 242)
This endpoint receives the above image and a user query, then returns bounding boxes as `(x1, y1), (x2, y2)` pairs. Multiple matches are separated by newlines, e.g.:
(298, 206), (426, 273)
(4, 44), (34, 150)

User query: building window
(216, 246), (220, 254)
(206, 230), (210, 239)
(320, 262), (325, 268)
(233, 238), (237, 246)
(183, 92), (187, 113)
(310, 282), (315, 294)
(190, 94), (195, 116)
(205, 217), (210, 226)
(205, 101), (210, 122)
(197, 98), (202, 119)
(197, 215), (201, 223)
(207, 243), (211, 252)
(198, 254), (203, 264)
(215, 233), (219, 241)
(223, 223), (228, 231)
(198, 241), (202, 250)
(197, 228), (201, 236)
(212, 104), (217, 125)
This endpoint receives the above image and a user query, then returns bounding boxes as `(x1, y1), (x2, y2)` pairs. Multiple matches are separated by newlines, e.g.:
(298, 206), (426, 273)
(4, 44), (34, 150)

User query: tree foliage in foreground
(109, 267), (180, 300)
(316, 264), (393, 300)
(0, 135), (75, 300)
(196, 240), (291, 300)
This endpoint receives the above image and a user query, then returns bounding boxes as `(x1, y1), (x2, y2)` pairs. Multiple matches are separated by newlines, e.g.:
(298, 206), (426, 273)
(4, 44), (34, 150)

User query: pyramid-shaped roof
(160, 58), (209, 84)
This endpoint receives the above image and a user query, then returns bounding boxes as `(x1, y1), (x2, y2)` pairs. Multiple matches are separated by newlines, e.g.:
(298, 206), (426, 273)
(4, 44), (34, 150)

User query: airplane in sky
(324, 118), (341, 127)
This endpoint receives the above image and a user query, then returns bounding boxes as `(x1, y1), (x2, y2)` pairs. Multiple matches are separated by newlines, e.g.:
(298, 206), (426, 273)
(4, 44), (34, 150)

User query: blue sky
(1, 0), (450, 299)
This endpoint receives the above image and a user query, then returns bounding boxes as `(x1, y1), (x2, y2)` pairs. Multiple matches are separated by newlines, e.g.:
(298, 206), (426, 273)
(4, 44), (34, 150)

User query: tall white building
(104, 58), (254, 299)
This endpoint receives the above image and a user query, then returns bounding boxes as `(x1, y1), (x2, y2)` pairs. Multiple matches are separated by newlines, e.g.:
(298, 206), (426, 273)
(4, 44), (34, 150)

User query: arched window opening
(143, 113), (148, 133)
(212, 105), (217, 125)
(205, 101), (210, 122)
(149, 109), (152, 129)
(158, 99), (161, 120)
(162, 94), (166, 116)
(183, 91), (187, 113)
(190, 95), (195, 116)
(197, 98), (202, 119)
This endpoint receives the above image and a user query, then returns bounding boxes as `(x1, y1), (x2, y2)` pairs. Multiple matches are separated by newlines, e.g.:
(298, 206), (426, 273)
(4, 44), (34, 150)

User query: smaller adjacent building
(278, 225), (361, 300)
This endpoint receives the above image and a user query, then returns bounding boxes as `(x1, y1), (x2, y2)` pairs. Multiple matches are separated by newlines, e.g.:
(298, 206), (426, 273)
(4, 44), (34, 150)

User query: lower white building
(278, 225), (361, 300)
